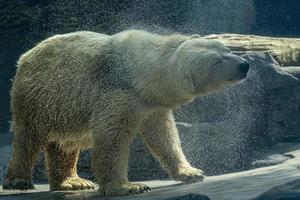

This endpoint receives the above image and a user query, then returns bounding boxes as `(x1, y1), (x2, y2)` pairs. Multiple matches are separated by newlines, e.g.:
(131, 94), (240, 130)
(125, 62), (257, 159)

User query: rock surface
(253, 178), (300, 200)
(2, 145), (300, 200)
(204, 34), (300, 66)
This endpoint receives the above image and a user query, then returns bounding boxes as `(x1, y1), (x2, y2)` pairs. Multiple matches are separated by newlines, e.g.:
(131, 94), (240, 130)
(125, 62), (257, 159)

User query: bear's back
(11, 32), (112, 133)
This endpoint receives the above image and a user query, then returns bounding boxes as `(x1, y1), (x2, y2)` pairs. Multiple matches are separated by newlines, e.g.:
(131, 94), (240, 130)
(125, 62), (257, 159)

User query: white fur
(4, 30), (247, 196)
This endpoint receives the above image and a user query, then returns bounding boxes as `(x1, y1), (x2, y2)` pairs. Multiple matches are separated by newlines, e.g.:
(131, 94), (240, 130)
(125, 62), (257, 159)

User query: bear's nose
(239, 61), (249, 74)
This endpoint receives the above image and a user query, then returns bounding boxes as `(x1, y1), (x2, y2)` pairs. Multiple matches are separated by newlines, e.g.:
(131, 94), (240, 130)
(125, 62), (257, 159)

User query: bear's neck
(132, 38), (195, 108)
(112, 31), (194, 108)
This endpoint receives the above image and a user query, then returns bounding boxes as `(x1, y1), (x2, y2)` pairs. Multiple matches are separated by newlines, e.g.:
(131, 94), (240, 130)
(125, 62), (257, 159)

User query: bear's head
(171, 38), (249, 97)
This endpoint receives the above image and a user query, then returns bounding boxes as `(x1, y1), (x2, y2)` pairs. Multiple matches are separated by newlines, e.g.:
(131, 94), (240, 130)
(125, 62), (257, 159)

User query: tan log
(203, 34), (300, 66)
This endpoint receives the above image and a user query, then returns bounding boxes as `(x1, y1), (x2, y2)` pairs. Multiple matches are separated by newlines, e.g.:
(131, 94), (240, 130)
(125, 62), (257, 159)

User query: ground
(1, 144), (300, 200)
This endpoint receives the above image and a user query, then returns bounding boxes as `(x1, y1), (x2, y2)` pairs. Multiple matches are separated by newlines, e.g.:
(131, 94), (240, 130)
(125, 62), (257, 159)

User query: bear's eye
(212, 60), (222, 66)
(223, 47), (231, 53)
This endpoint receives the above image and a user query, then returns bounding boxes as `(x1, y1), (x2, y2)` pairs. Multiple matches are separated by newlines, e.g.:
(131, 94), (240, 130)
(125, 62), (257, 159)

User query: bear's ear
(189, 34), (201, 40)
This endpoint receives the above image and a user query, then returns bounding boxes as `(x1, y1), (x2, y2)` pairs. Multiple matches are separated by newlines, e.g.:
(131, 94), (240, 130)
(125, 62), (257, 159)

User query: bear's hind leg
(3, 128), (41, 190)
(45, 142), (95, 191)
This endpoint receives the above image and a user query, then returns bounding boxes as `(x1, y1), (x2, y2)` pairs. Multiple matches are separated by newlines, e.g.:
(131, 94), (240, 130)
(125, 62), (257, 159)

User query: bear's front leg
(140, 110), (205, 183)
(91, 99), (151, 196)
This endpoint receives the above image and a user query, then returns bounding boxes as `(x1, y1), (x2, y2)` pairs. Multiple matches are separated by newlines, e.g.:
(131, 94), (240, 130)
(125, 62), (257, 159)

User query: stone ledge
(2, 146), (300, 200)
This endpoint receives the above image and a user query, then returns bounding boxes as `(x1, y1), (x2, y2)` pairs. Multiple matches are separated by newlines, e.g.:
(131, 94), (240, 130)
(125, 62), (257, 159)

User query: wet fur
(3, 30), (244, 196)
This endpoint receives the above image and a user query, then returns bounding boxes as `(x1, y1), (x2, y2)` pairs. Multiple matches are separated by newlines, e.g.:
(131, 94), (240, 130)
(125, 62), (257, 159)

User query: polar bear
(3, 30), (249, 196)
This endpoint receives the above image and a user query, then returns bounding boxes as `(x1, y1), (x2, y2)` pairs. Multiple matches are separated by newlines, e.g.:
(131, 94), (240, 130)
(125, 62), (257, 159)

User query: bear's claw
(53, 177), (96, 191)
(173, 165), (205, 183)
(99, 181), (151, 196)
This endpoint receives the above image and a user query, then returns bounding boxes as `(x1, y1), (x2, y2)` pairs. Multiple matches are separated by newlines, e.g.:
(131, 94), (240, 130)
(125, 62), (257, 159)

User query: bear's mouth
(227, 77), (242, 84)
(227, 72), (248, 84)
(230, 71), (248, 82)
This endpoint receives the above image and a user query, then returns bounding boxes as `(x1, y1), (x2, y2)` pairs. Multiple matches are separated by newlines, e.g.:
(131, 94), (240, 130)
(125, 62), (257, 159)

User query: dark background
(0, 0), (300, 143)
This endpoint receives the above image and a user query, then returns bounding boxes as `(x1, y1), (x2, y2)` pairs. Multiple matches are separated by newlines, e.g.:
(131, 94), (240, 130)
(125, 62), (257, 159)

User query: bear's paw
(53, 177), (96, 191)
(99, 181), (151, 196)
(173, 165), (205, 183)
(2, 178), (34, 190)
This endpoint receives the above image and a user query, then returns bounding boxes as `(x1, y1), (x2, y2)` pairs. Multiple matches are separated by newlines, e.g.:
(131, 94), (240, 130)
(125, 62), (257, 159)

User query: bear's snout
(238, 61), (249, 75)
